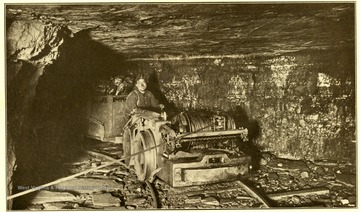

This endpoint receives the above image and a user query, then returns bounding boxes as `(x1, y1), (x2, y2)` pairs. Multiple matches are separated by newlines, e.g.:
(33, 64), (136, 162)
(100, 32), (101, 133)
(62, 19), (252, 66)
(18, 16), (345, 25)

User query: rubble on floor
(21, 143), (356, 209)
(249, 152), (357, 207)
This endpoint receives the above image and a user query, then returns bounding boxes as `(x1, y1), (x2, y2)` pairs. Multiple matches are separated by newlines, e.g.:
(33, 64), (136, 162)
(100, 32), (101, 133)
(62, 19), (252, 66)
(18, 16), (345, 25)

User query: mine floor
(15, 140), (356, 210)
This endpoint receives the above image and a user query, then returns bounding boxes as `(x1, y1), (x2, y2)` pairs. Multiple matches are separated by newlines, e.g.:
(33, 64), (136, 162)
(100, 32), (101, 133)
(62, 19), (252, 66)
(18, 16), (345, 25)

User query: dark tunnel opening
(230, 106), (263, 171)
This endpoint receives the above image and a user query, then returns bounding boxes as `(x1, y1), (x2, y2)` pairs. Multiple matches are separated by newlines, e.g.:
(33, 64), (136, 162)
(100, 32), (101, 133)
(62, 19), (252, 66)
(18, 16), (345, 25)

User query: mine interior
(6, 3), (356, 210)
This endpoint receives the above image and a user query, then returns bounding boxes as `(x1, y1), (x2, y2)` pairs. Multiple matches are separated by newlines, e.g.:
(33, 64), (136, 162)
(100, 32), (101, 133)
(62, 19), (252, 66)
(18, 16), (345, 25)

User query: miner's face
(136, 78), (147, 93)
(114, 78), (122, 86)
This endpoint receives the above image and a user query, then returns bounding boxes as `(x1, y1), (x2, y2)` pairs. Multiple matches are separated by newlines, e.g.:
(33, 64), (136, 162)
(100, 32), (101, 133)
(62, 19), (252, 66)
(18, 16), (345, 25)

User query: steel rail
(236, 180), (271, 208)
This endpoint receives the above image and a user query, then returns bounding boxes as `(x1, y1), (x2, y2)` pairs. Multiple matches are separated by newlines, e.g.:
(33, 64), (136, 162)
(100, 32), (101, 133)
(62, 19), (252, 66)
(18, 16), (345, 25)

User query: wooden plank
(267, 158), (310, 171)
(92, 193), (121, 207)
(27, 190), (78, 205)
(182, 187), (240, 196)
(53, 178), (125, 194)
(267, 187), (330, 201)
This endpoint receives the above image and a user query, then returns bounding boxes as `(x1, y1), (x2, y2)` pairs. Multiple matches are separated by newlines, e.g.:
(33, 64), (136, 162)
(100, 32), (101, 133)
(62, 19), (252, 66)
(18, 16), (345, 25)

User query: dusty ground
(17, 140), (356, 210)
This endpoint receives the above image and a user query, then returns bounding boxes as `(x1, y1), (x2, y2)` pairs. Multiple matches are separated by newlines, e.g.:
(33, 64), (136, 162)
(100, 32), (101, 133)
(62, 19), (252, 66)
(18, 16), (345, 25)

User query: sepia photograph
(5, 1), (356, 210)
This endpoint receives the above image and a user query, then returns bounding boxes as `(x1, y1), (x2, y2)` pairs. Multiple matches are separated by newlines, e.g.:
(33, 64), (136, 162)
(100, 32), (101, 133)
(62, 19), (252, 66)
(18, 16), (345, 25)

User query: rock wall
(6, 19), (71, 208)
(130, 49), (355, 162)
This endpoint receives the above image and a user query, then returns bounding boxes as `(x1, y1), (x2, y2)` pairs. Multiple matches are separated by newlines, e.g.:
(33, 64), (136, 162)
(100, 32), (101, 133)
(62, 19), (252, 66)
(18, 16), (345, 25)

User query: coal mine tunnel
(6, 3), (356, 210)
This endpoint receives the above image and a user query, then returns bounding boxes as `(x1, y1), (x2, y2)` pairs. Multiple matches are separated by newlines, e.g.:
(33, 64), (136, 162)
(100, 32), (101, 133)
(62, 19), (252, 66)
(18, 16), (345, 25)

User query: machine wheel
(122, 127), (132, 166)
(133, 130), (157, 181)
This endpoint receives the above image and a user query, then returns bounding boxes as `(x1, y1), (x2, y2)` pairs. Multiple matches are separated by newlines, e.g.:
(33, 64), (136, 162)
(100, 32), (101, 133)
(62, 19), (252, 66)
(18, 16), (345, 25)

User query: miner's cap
(114, 75), (123, 80)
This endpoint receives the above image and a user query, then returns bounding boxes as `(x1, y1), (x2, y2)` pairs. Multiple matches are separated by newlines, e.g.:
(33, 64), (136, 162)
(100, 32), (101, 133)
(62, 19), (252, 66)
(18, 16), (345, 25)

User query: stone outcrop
(7, 20), (71, 64)
(6, 19), (72, 209)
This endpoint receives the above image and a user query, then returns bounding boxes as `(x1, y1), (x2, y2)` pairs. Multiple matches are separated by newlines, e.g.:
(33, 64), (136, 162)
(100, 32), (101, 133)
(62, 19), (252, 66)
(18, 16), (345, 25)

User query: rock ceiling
(6, 3), (354, 59)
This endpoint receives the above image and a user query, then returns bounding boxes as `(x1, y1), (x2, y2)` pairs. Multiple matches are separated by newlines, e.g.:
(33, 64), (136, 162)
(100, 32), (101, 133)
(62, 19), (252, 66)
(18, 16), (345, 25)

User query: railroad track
(87, 145), (272, 209)
(152, 178), (272, 209)
(11, 143), (338, 210)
